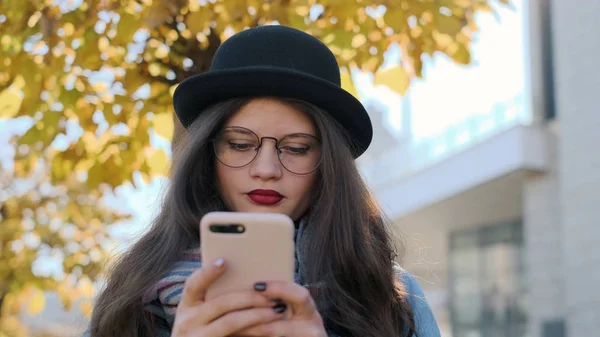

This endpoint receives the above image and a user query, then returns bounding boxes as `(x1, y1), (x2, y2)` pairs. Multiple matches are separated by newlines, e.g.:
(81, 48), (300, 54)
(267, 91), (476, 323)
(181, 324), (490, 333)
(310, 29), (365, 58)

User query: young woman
(87, 25), (441, 337)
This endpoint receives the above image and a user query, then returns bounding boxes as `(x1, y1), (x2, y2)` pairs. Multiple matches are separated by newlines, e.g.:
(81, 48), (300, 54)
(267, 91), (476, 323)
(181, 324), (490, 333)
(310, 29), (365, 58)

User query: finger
(234, 320), (324, 337)
(204, 307), (285, 337)
(254, 282), (317, 317)
(180, 257), (226, 307)
(198, 291), (279, 324)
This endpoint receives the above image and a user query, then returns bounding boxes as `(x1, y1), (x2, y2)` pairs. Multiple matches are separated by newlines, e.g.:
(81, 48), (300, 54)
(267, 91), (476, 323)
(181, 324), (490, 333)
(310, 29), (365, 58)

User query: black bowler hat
(173, 25), (373, 158)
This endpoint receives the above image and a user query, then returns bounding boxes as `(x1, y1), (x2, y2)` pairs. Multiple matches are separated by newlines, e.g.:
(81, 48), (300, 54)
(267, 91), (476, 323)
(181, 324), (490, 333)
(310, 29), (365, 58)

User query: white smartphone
(200, 212), (295, 300)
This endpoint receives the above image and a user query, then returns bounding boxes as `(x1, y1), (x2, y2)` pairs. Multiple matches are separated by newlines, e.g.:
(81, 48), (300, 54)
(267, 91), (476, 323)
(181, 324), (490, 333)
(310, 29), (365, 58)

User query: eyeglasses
(213, 126), (322, 175)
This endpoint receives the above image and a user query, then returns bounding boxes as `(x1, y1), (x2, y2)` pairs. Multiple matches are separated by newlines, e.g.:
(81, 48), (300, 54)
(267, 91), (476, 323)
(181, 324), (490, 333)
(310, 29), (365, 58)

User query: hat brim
(173, 66), (372, 158)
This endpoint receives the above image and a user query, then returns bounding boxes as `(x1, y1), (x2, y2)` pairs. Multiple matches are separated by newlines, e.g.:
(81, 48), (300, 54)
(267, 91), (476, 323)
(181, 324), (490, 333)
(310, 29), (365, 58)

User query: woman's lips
(247, 189), (284, 206)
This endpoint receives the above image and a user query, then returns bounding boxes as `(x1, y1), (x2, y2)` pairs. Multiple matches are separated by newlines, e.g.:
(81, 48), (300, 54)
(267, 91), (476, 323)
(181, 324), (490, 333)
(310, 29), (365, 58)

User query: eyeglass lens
(213, 127), (321, 174)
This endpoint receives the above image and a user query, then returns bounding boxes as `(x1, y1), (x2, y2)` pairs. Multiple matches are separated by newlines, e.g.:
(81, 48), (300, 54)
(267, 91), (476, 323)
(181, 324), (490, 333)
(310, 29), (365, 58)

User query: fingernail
(254, 282), (267, 291)
(273, 303), (287, 313)
(213, 258), (224, 267)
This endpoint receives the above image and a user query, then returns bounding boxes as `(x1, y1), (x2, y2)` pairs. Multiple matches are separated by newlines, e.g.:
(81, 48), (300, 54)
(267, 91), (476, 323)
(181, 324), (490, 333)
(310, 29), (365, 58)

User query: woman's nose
(249, 139), (282, 180)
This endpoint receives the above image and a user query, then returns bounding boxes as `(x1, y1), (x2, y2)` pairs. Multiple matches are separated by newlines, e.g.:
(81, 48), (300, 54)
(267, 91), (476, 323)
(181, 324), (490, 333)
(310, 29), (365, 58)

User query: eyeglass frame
(211, 126), (322, 175)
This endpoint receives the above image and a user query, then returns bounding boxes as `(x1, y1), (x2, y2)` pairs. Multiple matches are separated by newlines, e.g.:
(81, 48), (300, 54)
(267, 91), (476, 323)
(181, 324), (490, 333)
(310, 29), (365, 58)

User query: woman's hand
(172, 258), (286, 337)
(234, 281), (328, 337)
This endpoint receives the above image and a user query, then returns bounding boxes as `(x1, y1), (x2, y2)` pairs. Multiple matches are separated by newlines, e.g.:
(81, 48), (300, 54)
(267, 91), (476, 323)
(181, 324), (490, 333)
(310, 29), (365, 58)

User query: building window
(449, 220), (528, 337)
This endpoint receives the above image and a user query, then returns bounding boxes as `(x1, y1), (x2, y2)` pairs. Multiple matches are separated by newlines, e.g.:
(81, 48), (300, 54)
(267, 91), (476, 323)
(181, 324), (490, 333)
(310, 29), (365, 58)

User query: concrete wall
(523, 129), (565, 337)
(551, 0), (600, 335)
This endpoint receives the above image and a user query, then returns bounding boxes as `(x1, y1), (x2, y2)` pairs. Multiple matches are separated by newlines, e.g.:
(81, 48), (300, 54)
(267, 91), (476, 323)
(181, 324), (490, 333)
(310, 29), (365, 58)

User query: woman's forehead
(224, 98), (317, 136)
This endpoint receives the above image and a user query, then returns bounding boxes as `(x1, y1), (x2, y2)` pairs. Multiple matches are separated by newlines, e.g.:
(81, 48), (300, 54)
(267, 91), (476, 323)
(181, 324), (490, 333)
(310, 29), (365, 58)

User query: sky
(358, 0), (527, 139)
(0, 0), (528, 252)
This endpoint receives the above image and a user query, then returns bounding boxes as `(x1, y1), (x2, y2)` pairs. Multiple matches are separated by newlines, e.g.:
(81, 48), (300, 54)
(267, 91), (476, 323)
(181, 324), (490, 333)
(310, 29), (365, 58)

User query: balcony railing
(360, 100), (531, 189)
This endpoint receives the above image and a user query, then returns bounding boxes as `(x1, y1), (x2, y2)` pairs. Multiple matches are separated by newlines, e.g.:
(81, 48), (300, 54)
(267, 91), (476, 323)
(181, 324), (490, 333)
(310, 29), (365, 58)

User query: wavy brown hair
(88, 97), (415, 336)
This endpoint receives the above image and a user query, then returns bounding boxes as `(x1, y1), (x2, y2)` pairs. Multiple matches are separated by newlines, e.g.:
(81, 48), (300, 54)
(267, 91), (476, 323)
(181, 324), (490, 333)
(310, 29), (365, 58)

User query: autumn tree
(0, 163), (123, 336)
(0, 0), (509, 332)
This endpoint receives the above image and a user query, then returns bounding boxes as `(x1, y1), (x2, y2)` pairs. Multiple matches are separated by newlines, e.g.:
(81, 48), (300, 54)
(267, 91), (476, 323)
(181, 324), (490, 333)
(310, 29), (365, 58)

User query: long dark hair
(89, 97), (415, 336)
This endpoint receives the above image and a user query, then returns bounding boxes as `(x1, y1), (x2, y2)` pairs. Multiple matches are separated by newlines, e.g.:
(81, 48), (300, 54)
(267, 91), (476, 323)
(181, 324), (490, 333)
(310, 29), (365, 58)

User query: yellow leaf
(351, 34), (367, 48)
(433, 31), (454, 48)
(153, 113), (174, 141)
(361, 56), (381, 73)
(155, 44), (169, 58)
(384, 7), (406, 32)
(368, 30), (382, 42)
(80, 300), (93, 318)
(145, 3), (173, 28)
(78, 278), (95, 298)
(116, 12), (139, 44)
(188, 0), (200, 12)
(0, 89), (23, 118)
(340, 48), (356, 62)
(98, 37), (110, 52)
(10, 75), (26, 90)
(63, 22), (75, 36)
(148, 149), (170, 176)
(148, 63), (161, 76)
(340, 67), (359, 100)
(186, 9), (212, 36)
(286, 9), (306, 28)
(81, 131), (101, 153)
(436, 14), (464, 36)
(27, 288), (46, 315)
(0, 315), (29, 335)
(167, 29), (179, 42)
(92, 82), (108, 93)
(169, 84), (179, 97)
(327, 3), (356, 23)
(450, 42), (470, 64)
(1, 292), (20, 316)
(15, 153), (38, 177)
(77, 30), (103, 69)
(28, 11), (42, 27)
(86, 162), (104, 189)
(373, 65), (410, 96)
(295, 6), (309, 16)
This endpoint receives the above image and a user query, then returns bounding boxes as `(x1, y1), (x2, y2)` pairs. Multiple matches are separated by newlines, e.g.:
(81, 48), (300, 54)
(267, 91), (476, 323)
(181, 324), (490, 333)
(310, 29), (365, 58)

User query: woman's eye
(228, 142), (255, 150)
(281, 146), (309, 155)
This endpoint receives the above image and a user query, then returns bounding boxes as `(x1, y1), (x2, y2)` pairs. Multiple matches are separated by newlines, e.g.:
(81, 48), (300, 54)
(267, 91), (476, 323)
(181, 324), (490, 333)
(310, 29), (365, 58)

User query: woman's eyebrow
(226, 126), (317, 138)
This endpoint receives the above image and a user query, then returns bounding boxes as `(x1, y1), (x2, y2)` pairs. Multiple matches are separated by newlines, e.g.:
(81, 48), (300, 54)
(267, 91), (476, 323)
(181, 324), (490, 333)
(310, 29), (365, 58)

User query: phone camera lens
(209, 224), (244, 234)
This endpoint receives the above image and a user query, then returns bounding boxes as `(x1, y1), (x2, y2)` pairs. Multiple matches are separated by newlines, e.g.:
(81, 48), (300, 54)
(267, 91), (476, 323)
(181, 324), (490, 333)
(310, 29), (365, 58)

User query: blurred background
(1, 0), (598, 336)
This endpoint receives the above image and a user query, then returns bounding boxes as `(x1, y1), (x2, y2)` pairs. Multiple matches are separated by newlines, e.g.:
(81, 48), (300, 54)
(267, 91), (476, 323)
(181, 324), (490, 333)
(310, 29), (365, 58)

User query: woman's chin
(243, 206), (286, 214)
(235, 202), (291, 216)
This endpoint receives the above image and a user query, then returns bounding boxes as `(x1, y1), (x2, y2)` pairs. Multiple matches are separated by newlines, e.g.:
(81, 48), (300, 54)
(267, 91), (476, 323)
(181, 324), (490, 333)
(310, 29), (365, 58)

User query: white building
(359, 1), (600, 336)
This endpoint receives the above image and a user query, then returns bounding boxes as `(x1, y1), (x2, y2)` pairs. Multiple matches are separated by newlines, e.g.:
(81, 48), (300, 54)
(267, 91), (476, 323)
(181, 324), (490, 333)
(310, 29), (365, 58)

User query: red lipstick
(247, 189), (284, 205)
